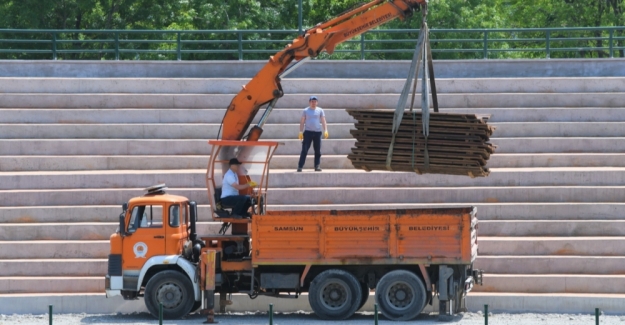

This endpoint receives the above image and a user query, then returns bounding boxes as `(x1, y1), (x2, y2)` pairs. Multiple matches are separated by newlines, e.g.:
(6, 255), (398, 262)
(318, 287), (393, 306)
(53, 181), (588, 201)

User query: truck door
(122, 204), (167, 270)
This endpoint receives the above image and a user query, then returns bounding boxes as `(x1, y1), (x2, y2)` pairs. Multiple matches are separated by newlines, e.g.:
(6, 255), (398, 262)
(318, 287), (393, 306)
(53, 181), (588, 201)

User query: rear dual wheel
(375, 270), (427, 321)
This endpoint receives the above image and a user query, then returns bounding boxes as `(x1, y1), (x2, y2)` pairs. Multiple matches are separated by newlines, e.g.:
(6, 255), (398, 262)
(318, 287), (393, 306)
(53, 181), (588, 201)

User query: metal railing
(0, 26), (624, 60)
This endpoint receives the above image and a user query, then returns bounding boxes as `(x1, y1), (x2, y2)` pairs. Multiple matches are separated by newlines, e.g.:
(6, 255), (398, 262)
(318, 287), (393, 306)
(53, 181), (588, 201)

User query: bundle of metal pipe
(347, 109), (496, 178)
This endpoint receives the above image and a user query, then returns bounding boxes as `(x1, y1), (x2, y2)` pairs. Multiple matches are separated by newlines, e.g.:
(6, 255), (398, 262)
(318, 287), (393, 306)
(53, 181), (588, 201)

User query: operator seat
(214, 187), (261, 218)
(213, 187), (235, 218)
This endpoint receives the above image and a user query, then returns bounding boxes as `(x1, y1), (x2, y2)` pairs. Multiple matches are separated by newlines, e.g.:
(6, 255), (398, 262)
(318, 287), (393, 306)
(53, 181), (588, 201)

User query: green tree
(507, 0), (625, 58)
(0, 0), (623, 60)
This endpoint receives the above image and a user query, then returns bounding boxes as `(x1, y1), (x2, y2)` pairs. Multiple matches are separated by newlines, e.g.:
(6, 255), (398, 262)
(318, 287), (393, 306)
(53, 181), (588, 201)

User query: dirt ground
(2, 311), (625, 325)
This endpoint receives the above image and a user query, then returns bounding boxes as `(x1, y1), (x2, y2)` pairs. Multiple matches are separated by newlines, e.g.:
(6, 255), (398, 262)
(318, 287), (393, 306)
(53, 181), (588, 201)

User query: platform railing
(0, 27), (623, 60)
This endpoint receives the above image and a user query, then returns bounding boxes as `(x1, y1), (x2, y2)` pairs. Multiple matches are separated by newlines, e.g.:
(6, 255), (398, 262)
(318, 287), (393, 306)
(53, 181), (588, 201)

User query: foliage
(0, 0), (623, 60)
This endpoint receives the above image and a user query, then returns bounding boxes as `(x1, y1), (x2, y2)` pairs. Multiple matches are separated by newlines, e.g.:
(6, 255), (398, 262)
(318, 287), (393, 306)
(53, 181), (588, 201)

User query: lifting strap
(386, 21), (437, 171)
(420, 28), (431, 168)
(386, 23), (425, 170)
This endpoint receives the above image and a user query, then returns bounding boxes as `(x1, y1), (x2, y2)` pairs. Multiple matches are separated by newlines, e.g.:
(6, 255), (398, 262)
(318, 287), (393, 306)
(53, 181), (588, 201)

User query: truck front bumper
(105, 275), (123, 298)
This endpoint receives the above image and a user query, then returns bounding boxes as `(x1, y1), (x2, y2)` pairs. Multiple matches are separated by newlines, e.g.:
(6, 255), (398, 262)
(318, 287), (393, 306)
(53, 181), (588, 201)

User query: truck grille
(108, 254), (122, 276)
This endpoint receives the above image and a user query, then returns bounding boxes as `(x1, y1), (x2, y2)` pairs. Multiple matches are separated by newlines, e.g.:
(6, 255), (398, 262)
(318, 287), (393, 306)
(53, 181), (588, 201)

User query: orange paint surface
(118, 194), (190, 271)
(203, 250), (216, 290)
(252, 207), (478, 266)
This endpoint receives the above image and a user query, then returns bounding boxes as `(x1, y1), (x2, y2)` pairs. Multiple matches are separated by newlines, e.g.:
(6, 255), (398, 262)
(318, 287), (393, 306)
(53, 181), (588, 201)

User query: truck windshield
(127, 205), (163, 233)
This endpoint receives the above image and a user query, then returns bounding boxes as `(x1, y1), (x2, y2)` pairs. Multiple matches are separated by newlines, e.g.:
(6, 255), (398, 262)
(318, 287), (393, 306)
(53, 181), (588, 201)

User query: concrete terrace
(1, 59), (625, 314)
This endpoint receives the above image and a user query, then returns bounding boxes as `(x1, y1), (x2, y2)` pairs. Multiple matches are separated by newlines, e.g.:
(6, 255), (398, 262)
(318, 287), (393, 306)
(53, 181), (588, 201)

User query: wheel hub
(387, 282), (413, 309)
(157, 283), (183, 309)
(321, 283), (348, 309)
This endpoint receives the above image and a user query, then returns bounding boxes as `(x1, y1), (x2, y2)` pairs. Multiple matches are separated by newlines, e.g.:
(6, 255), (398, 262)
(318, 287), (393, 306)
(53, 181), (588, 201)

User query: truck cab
(105, 186), (204, 318)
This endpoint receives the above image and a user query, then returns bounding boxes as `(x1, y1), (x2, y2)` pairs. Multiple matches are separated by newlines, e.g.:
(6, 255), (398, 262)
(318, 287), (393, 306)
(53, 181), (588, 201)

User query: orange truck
(105, 0), (483, 321)
(105, 141), (482, 321)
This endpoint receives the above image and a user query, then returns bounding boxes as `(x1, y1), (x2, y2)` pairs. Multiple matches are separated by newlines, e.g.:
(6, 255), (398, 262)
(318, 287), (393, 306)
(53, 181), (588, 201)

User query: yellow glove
(248, 181), (258, 187)
(324, 131), (329, 139)
(298, 132), (304, 141)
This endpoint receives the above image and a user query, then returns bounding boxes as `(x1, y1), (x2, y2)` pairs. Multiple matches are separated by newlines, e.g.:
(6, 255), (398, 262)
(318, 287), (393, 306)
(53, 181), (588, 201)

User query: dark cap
(309, 95), (318, 101)
(229, 158), (242, 165)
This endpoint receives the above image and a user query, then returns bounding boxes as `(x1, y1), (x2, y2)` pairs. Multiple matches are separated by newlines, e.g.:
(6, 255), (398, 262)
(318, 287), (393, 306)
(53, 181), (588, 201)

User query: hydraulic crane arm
(220, 0), (428, 141)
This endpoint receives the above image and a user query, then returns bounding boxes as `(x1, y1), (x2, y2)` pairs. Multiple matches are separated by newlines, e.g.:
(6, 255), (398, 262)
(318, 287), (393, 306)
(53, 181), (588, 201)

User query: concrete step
(3, 122), (625, 139)
(2, 138), (624, 155)
(0, 108), (354, 124)
(2, 186), (625, 207)
(2, 255), (622, 282)
(2, 77), (624, 94)
(0, 155), (353, 171)
(492, 122), (625, 137)
(4, 236), (622, 259)
(475, 274), (625, 294)
(0, 241), (108, 259)
(465, 107), (625, 123)
(492, 138), (625, 153)
(3, 58), (625, 78)
(479, 220), (625, 237)
(0, 139), (287, 155)
(488, 153), (625, 168)
(0, 259), (105, 276)
(263, 186), (625, 205)
(3, 270), (625, 304)
(0, 277), (104, 294)
(1, 291), (625, 314)
(0, 223), (115, 241)
(1, 228), (620, 257)
(5, 168), (625, 190)
(475, 256), (625, 274)
(2, 203), (623, 224)
(5, 108), (625, 124)
(479, 237), (625, 256)
(0, 222), (222, 241)
(1, 93), (625, 109)
(2, 153), (625, 172)
(0, 123), (358, 139)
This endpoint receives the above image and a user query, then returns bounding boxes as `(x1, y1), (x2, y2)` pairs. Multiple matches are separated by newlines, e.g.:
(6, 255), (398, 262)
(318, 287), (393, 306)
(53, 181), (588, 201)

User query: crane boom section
(220, 0), (427, 141)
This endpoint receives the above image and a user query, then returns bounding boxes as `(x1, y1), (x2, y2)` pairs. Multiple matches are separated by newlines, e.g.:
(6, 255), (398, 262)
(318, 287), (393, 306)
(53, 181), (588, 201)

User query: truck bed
(251, 207), (477, 266)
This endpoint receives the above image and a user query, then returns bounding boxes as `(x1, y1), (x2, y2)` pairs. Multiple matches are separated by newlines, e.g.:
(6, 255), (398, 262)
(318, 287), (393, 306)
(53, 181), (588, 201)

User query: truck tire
(144, 270), (195, 319)
(308, 269), (362, 320)
(375, 270), (427, 321)
(357, 282), (370, 310)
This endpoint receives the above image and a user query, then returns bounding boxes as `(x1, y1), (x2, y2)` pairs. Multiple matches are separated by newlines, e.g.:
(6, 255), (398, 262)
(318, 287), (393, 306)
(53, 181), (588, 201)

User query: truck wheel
(144, 270), (195, 319)
(308, 269), (362, 320)
(357, 282), (370, 310)
(375, 270), (427, 321)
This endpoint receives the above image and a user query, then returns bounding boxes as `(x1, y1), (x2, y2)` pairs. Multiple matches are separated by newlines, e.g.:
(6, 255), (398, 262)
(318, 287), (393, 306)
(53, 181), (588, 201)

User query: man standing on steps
(298, 95), (329, 172)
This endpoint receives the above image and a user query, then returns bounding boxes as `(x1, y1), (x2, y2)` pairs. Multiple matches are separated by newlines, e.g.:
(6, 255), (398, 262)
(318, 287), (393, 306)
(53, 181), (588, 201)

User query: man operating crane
(221, 158), (257, 218)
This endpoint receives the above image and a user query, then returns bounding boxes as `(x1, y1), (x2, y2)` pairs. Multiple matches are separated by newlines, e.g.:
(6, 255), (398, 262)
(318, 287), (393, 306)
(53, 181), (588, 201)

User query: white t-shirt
(221, 169), (239, 198)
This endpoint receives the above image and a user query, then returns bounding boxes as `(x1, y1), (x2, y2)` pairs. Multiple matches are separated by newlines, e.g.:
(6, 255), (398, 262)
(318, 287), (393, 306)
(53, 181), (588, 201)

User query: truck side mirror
(119, 203), (128, 237)
(119, 214), (126, 237)
(189, 201), (197, 242)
